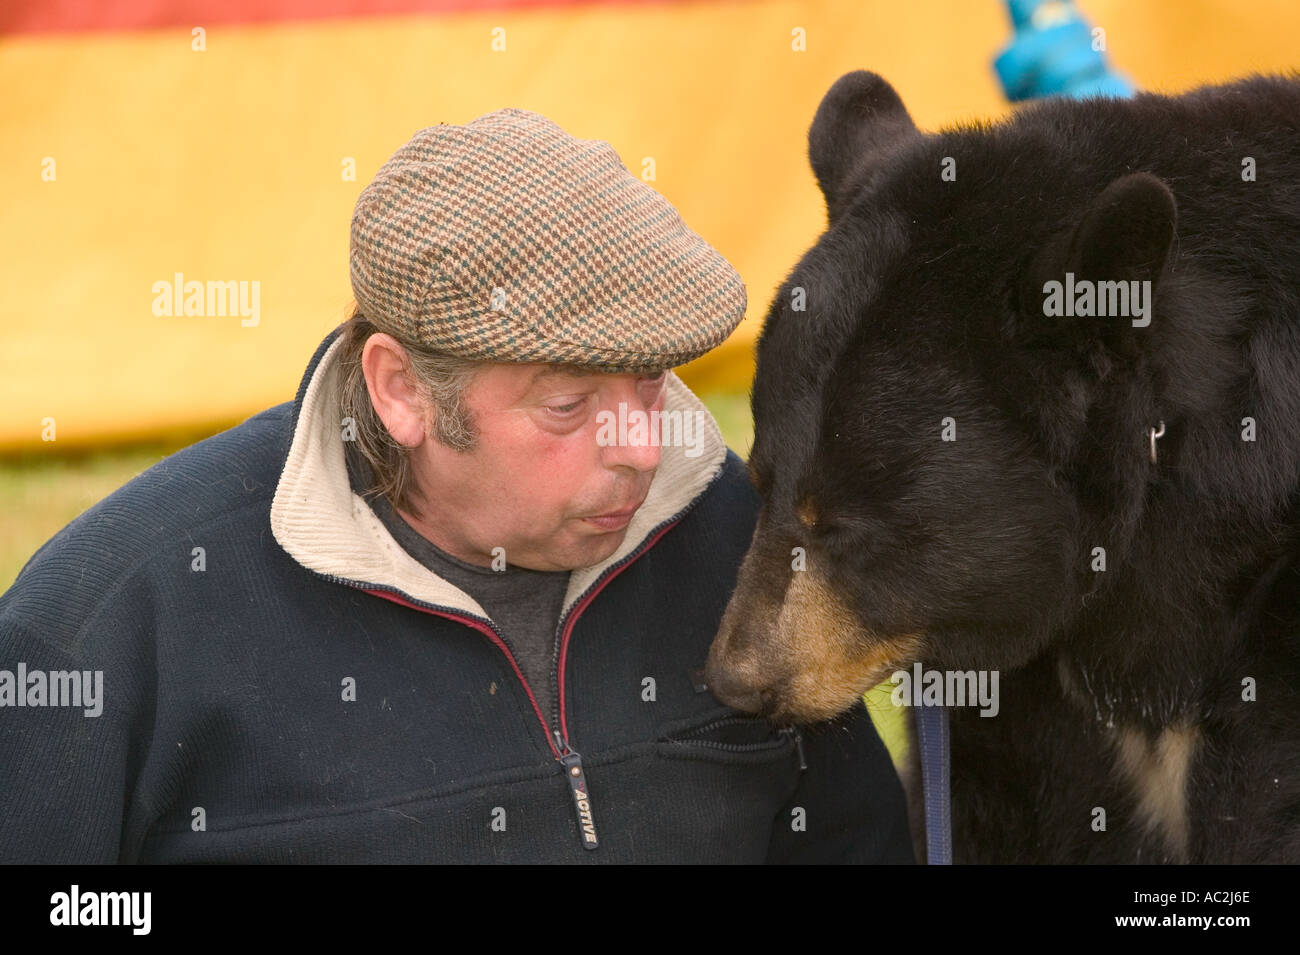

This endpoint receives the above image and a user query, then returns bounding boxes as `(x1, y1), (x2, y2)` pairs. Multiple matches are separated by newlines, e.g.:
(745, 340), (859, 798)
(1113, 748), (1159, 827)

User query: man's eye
(640, 371), (667, 396)
(546, 399), (585, 416)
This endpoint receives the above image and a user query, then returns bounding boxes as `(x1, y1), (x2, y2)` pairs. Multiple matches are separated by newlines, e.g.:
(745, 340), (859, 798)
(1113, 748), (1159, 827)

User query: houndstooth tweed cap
(349, 108), (749, 373)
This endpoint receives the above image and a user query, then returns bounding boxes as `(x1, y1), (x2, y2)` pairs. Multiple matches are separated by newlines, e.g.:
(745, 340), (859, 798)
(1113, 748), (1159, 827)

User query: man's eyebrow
(525, 364), (669, 393)
(530, 364), (604, 384)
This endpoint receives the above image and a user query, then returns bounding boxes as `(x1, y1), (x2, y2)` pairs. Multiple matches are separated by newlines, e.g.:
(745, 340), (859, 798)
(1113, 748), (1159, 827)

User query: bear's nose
(702, 658), (765, 714)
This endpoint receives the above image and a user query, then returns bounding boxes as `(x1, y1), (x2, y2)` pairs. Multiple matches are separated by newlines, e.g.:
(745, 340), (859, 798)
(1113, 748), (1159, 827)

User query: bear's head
(704, 71), (1202, 725)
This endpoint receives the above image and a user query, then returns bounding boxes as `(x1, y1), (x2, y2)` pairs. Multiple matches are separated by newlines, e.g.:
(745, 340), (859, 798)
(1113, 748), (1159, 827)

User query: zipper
(550, 515), (682, 740)
(305, 512), (685, 849)
(540, 516), (686, 848)
(664, 715), (807, 768)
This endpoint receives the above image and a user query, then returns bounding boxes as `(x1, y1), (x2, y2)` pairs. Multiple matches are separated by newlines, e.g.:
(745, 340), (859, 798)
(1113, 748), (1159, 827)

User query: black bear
(704, 70), (1300, 863)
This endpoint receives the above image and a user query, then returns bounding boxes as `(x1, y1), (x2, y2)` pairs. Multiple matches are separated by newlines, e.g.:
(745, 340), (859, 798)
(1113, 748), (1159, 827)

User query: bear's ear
(808, 71), (918, 224)
(1017, 172), (1178, 357)
(1061, 172), (1177, 285)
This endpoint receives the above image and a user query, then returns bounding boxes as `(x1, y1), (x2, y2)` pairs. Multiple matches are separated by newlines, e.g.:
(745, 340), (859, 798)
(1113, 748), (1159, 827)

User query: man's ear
(808, 71), (919, 224)
(362, 333), (431, 448)
(1017, 172), (1178, 359)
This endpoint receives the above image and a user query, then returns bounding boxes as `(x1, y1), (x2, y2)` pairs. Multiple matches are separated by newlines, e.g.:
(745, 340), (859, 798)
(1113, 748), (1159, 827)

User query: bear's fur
(704, 71), (1300, 863)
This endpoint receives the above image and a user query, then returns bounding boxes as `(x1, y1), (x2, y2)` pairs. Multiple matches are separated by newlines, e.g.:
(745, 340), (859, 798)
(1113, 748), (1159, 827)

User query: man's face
(397, 356), (668, 572)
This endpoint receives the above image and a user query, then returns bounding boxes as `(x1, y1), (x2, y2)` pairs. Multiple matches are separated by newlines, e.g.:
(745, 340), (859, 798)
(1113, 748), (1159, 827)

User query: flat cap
(349, 108), (748, 373)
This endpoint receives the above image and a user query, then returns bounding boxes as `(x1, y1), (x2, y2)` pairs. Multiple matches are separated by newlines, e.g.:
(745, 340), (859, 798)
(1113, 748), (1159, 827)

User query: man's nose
(599, 398), (663, 472)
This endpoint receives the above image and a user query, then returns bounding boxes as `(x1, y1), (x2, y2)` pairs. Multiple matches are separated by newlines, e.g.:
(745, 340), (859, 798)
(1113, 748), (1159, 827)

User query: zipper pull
(554, 730), (599, 850)
(786, 727), (807, 771)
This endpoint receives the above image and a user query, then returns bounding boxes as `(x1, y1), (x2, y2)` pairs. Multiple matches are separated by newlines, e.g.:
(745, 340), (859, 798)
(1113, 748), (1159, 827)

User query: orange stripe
(0, 0), (688, 36)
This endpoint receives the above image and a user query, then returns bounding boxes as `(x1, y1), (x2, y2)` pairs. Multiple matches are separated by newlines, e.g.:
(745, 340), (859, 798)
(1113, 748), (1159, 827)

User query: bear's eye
(812, 513), (883, 559)
(811, 522), (857, 558)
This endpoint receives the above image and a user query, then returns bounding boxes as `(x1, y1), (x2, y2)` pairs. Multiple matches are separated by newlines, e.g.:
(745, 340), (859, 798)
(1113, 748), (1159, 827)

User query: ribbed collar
(270, 328), (729, 620)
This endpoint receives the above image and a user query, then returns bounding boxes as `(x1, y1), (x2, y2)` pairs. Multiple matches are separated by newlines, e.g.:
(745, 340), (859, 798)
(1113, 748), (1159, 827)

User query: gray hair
(336, 305), (483, 521)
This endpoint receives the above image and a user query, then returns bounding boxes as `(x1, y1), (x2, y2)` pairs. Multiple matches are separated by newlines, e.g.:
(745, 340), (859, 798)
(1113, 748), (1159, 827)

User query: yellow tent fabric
(1, 0), (1296, 451)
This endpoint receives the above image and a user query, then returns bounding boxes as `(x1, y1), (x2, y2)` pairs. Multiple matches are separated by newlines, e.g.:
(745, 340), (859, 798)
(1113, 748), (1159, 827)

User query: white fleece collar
(270, 333), (729, 621)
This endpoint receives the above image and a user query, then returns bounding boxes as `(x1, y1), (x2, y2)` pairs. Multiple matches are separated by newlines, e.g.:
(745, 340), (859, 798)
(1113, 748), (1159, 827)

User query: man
(0, 108), (913, 863)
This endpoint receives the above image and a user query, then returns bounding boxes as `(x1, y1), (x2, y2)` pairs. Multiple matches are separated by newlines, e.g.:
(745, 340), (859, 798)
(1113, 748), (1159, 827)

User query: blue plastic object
(994, 0), (1135, 101)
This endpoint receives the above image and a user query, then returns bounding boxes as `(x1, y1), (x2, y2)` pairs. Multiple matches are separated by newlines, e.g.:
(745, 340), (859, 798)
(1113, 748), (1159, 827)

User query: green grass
(0, 442), (192, 592)
(700, 388), (754, 460)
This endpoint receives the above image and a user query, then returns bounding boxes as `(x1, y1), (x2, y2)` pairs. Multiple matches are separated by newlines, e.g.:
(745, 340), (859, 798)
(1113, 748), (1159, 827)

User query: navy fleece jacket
(0, 326), (915, 863)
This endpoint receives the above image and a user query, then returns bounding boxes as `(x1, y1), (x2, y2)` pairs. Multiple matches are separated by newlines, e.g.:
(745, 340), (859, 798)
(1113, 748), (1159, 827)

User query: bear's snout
(701, 653), (766, 715)
(707, 544), (926, 724)
(704, 589), (789, 717)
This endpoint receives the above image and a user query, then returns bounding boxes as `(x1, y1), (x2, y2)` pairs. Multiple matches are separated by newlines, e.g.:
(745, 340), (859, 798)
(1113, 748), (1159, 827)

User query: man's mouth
(582, 499), (644, 530)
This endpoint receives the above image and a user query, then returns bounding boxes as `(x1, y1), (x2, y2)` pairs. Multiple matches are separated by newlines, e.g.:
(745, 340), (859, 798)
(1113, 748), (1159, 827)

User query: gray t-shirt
(344, 443), (571, 716)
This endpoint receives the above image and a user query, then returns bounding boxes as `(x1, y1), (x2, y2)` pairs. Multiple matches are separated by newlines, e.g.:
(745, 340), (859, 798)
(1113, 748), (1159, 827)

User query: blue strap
(915, 701), (952, 865)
